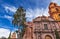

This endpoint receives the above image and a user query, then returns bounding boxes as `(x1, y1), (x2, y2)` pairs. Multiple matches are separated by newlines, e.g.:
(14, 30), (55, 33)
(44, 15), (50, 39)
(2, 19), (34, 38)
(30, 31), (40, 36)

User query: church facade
(23, 2), (60, 39)
(23, 16), (60, 39)
(33, 16), (60, 39)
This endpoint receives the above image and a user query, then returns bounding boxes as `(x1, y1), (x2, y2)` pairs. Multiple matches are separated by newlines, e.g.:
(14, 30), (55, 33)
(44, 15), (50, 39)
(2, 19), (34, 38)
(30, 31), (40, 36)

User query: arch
(45, 35), (52, 39)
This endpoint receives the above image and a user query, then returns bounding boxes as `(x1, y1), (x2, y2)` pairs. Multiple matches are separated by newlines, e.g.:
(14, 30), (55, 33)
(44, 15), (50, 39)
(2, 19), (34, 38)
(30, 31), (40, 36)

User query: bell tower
(49, 2), (60, 21)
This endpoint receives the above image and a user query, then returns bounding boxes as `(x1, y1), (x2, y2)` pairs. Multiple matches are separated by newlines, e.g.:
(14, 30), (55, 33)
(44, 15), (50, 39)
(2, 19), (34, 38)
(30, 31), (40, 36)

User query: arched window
(45, 35), (52, 39)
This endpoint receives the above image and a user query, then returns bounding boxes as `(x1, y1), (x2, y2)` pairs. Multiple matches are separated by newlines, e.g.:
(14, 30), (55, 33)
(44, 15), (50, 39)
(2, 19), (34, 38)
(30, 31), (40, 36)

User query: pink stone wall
(23, 17), (60, 39)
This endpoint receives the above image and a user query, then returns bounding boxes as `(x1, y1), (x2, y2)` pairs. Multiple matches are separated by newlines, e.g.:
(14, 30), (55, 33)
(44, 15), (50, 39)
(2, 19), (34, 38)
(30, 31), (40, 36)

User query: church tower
(49, 2), (60, 21)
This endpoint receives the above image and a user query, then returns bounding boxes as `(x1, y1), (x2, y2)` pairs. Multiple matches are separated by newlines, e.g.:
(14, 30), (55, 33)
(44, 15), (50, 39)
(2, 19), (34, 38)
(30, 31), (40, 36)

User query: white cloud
(0, 15), (13, 22)
(4, 15), (13, 23)
(26, 8), (33, 18)
(43, 7), (50, 16)
(0, 28), (10, 38)
(26, 0), (60, 22)
(2, 4), (17, 13)
(26, 8), (49, 21)
(4, 15), (13, 19)
(51, 0), (58, 2)
(4, 15), (13, 21)
(51, 0), (60, 5)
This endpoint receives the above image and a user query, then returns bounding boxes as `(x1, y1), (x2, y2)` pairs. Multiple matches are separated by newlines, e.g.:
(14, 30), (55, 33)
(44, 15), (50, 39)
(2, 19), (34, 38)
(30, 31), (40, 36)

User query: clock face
(52, 13), (60, 21)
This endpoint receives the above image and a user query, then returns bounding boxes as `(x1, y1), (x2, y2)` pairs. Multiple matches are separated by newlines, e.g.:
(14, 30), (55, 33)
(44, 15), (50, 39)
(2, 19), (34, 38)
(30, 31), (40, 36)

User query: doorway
(45, 35), (52, 39)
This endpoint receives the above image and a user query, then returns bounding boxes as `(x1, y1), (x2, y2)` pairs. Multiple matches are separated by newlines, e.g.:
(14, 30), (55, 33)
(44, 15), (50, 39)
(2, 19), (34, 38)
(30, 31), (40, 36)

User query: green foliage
(12, 6), (26, 26)
(54, 29), (60, 39)
(12, 6), (26, 39)
(15, 30), (19, 33)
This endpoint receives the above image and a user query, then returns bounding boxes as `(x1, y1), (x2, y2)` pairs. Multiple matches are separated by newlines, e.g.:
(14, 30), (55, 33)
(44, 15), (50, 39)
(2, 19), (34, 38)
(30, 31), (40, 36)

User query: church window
(44, 24), (48, 30)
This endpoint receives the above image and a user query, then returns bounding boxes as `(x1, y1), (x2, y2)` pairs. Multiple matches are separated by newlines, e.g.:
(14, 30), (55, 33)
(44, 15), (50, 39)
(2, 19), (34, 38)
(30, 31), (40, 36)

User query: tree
(8, 32), (11, 39)
(54, 29), (60, 39)
(12, 6), (26, 39)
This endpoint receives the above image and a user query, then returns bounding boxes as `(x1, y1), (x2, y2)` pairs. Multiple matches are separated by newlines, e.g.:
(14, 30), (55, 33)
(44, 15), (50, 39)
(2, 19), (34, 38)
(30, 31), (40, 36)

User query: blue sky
(0, 0), (60, 37)
(0, 0), (51, 31)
